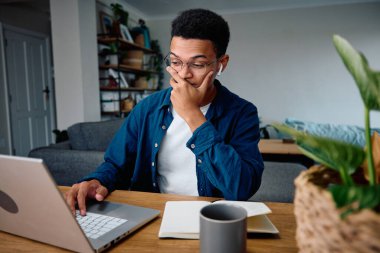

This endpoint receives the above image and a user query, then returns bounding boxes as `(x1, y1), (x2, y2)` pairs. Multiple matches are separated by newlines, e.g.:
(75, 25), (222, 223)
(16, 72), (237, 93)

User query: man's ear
(217, 65), (223, 76)
(218, 54), (230, 75)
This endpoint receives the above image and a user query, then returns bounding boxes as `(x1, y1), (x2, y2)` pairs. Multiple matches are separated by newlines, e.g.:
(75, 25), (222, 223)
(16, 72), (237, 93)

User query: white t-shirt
(157, 104), (210, 196)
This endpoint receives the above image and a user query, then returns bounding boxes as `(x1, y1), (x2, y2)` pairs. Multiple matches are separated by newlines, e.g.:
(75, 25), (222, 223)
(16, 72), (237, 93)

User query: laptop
(0, 155), (160, 253)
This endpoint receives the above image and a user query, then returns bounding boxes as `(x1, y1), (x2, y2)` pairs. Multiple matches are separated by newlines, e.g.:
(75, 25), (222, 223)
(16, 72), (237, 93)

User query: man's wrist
(183, 109), (207, 132)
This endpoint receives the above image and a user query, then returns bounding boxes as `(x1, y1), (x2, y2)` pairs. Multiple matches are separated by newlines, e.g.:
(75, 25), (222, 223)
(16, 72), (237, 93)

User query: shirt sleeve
(186, 103), (263, 200)
(79, 111), (138, 192)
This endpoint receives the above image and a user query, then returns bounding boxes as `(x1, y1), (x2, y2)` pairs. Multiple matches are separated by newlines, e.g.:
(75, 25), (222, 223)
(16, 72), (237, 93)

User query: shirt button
(154, 143), (158, 148)
(190, 144), (195, 149)
(162, 125), (166, 130)
(197, 159), (202, 164)
(152, 162), (155, 167)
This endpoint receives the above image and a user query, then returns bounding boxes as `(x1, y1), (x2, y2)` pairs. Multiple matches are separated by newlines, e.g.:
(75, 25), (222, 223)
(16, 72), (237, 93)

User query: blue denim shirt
(82, 80), (263, 200)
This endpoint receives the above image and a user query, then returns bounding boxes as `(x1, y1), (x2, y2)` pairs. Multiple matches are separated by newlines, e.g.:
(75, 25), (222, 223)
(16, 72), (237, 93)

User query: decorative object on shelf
(101, 100), (119, 113)
(121, 95), (135, 113)
(134, 76), (148, 89)
(139, 19), (151, 49)
(108, 77), (118, 87)
(134, 34), (145, 47)
(122, 50), (143, 69)
(105, 3), (129, 39)
(100, 11), (113, 35)
(110, 3), (129, 26)
(275, 35), (380, 252)
(120, 24), (134, 43)
(131, 19), (151, 49)
(106, 43), (118, 65)
(108, 69), (128, 88)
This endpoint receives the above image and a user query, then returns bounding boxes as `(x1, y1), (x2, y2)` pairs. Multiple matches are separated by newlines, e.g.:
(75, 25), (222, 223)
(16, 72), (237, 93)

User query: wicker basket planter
(294, 166), (380, 253)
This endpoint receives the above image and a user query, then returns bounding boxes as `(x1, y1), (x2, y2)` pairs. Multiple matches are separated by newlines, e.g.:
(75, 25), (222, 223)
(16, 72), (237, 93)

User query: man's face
(168, 36), (220, 88)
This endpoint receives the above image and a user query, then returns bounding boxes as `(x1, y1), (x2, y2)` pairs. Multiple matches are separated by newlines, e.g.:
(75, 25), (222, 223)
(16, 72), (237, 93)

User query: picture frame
(100, 11), (113, 35)
(120, 24), (134, 43)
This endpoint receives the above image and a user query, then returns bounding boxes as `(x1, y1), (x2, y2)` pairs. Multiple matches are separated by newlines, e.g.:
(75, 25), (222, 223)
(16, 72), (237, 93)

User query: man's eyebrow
(169, 52), (208, 60)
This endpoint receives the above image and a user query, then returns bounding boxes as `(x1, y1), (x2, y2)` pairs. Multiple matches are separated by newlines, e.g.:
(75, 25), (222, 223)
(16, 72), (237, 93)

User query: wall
(79, 0), (101, 123)
(0, 5), (51, 154)
(148, 2), (380, 127)
(50, 0), (100, 129)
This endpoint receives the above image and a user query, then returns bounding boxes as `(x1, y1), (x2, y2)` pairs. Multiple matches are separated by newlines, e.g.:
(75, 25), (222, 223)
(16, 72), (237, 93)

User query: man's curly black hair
(171, 9), (230, 58)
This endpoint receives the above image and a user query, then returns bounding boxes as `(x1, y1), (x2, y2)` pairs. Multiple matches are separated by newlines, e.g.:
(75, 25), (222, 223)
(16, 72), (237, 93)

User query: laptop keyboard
(75, 211), (128, 239)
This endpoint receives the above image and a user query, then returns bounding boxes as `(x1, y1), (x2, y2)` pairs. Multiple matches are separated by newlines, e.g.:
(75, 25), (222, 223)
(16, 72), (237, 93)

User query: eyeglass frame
(164, 53), (221, 74)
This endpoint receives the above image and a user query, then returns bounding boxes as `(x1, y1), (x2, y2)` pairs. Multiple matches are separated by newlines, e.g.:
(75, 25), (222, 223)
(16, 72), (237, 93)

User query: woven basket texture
(294, 166), (380, 253)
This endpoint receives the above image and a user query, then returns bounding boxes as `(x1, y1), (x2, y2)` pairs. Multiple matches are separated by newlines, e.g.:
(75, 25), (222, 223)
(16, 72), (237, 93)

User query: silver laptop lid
(0, 155), (94, 253)
(0, 155), (160, 252)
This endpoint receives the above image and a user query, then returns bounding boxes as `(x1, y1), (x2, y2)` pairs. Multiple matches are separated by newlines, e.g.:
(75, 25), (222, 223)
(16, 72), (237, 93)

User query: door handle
(43, 86), (50, 100)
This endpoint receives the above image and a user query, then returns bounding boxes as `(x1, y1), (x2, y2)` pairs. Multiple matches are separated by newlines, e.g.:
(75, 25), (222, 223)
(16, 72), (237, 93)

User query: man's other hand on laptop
(65, 180), (108, 216)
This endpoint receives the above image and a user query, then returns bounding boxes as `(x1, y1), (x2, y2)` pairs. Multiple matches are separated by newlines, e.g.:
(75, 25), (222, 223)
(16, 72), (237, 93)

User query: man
(66, 9), (263, 215)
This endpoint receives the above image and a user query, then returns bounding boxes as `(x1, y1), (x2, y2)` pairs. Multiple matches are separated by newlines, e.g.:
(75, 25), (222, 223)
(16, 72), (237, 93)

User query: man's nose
(178, 64), (192, 79)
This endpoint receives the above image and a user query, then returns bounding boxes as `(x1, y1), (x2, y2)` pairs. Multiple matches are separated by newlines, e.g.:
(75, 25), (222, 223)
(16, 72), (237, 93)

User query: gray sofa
(29, 118), (306, 203)
(250, 161), (306, 202)
(28, 119), (124, 186)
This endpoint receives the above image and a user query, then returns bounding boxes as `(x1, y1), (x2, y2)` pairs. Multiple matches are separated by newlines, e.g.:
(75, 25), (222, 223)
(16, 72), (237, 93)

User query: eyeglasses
(164, 54), (219, 75)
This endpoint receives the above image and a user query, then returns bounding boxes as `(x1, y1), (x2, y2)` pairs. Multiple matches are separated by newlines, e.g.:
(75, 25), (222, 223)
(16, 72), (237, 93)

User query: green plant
(110, 3), (129, 26)
(109, 42), (118, 53)
(275, 35), (380, 218)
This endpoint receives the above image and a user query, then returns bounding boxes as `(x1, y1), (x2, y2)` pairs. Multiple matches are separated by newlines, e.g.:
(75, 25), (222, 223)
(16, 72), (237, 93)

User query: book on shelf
(158, 200), (279, 239)
(108, 69), (129, 88)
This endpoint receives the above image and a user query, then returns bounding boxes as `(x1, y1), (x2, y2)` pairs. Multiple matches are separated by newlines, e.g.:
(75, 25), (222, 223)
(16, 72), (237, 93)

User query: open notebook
(158, 200), (279, 239)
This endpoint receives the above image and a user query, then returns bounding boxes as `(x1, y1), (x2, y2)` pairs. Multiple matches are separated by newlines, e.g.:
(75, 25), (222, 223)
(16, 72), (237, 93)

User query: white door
(4, 27), (54, 156)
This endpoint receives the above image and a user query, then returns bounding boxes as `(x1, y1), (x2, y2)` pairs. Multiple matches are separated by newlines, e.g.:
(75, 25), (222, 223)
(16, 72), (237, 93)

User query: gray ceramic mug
(200, 204), (247, 253)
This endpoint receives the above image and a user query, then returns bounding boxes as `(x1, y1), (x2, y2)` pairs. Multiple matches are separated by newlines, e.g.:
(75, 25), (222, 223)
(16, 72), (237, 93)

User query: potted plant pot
(294, 166), (380, 252)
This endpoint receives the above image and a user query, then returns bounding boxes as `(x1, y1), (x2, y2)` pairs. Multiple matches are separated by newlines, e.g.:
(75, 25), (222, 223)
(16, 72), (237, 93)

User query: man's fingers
(166, 67), (178, 88)
(166, 66), (177, 77)
(199, 70), (214, 92)
(64, 180), (107, 217)
(77, 182), (89, 216)
(95, 185), (108, 201)
(65, 188), (78, 215)
(169, 78), (178, 88)
(166, 66), (185, 88)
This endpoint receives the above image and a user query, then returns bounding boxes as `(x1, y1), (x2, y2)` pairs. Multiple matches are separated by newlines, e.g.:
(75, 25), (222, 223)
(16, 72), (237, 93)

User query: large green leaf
(274, 124), (365, 174)
(333, 35), (380, 111)
(329, 184), (380, 218)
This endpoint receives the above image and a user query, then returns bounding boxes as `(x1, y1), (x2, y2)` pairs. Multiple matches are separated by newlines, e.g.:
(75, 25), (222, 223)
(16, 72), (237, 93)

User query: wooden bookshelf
(97, 37), (156, 54)
(100, 86), (158, 92)
(99, 64), (158, 75)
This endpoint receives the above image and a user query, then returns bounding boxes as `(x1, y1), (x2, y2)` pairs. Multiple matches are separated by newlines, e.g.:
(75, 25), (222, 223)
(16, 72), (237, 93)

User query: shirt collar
(159, 87), (172, 110)
(206, 79), (228, 120)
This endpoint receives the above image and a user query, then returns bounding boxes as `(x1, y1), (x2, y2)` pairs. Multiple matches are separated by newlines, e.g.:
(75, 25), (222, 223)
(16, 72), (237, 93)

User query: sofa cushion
(29, 147), (104, 186)
(284, 118), (380, 147)
(68, 119), (124, 151)
(249, 161), (307, 203)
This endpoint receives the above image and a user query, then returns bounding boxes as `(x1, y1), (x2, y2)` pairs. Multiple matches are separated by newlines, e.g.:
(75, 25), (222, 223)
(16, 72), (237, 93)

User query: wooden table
(259, 139), (314, 167)
(259, 139), (301, 155)
(0, 187), (298, 253)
